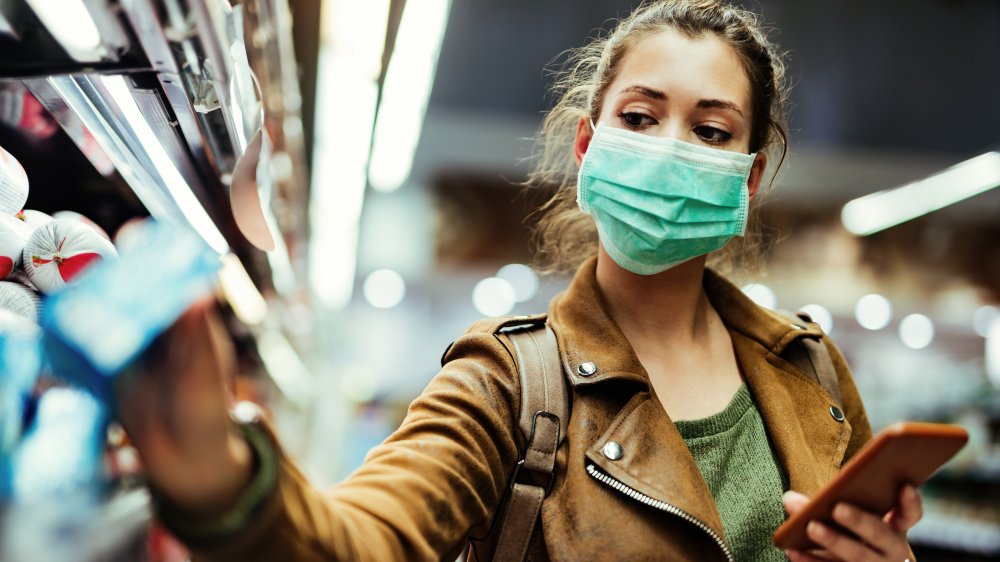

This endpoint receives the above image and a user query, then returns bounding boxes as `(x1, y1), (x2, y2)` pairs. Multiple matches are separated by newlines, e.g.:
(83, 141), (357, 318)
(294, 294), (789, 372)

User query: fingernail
(807, 521), (825, 538)
(833, 502), (851, 521)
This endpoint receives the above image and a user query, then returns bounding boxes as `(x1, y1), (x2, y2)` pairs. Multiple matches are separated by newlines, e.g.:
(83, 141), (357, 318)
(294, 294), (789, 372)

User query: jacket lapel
(583, 390), (728, 541)
(732, 332), (852, 495)
(704, 269), (853, 495)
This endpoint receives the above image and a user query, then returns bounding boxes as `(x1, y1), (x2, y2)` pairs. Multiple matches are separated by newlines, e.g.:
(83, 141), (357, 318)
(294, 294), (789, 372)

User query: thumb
(783, 490), (810, 516)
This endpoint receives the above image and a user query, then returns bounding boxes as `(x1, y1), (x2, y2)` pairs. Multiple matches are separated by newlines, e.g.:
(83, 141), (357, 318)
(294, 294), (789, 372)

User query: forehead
(609, 27), (751, 111)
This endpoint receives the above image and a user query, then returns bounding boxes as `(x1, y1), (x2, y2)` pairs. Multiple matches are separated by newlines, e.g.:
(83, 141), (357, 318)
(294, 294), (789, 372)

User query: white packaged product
(0, 144), (28, 215)
(23, 220), (118, 293)
(15, 209), (52, 230)
(0, 281), (40, 321)
(51, 210), (108, 239)
(0, 213), (31, 279)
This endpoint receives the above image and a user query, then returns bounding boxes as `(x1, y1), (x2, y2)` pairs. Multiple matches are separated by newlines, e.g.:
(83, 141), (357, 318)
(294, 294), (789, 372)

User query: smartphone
(772, 421), (968, 550)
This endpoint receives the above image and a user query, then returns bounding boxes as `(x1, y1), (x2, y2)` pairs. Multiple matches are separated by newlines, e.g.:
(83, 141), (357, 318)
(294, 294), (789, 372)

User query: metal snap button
(577, 362), (597, 376)
(829, 405), (845, 422)
(602, 441), (623, 460)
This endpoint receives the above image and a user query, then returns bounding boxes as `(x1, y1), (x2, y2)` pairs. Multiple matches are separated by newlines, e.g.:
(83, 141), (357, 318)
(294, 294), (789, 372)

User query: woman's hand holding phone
(782, 485), (922, 562)
(775, 421), (967, 561)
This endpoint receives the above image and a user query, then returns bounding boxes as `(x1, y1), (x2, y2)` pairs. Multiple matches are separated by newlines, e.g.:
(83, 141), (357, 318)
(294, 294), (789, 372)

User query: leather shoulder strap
(488, 322), (567, 562)
(788, 312), (843, 406)
(502, 323), (568, 445)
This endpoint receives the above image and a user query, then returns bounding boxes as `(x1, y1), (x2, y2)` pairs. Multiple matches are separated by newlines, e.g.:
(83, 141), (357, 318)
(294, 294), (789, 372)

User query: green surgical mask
(577, 123), (756, 275)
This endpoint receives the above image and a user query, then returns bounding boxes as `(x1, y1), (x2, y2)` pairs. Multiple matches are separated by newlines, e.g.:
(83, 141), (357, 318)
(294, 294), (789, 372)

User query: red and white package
(0, 213), (31, 279)
(15, 209), (52, 230)
(52, 210), (109, 239)
(0, 87), (58, 142)
(0, 145), (28, 215)
(23, 219), (118, 293)
(0, 280), (40, 322)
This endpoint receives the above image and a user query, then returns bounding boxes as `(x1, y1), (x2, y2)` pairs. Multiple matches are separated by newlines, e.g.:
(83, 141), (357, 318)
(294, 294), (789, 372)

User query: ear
(747, 152), (768, 202)
(574, 116), (593, 167)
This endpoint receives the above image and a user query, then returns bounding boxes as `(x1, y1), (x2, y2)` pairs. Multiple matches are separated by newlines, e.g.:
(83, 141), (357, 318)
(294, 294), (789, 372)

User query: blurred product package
(40, 220), (221, 401)
(0, 144), (28, 215)
(0, 316), (41, 459)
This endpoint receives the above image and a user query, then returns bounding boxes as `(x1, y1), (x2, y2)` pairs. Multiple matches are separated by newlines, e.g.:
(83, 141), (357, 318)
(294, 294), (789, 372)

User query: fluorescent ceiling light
(842, 151), (1000, 236)
(308, 0), (391, 310)
(102, 75), (230, 254)
(25, 0), (104, 62)
(368, 0), (452, 192)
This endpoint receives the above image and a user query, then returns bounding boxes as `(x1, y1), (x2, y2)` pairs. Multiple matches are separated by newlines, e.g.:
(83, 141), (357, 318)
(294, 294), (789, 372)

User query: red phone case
(773, 421), (968, 550)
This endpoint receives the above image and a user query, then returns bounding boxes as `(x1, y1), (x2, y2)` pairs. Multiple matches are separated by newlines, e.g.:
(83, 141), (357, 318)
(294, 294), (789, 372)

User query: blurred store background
(0, 0), (998, 560)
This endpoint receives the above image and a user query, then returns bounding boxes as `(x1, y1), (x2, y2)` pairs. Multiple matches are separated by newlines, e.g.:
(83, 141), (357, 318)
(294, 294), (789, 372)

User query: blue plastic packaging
(8, 387), (107, 503)
(40, 220), (221, 401)
(0, 324), (42, 454)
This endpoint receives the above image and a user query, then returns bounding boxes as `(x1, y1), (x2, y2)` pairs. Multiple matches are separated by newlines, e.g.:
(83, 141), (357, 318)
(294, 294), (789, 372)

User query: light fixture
(973, 305), (998, 338)
(473, 277), (516, 317)
(362, 269), (406, 309)
(218, 253), (268, 325)
(308, 0), (391, 310)
(799, 303), (834, 333)
(101, 75), (230, 254)
(741, 284), (777, 310)
(25, 0), (104, 62)
(842, 151), (1000, 236)
(367, 0), (453, 192)
(987, 318), (1000, 390)
(855, 294), (892, 330)
(497, 263), (539, 303)
(899, 313), (934, 350)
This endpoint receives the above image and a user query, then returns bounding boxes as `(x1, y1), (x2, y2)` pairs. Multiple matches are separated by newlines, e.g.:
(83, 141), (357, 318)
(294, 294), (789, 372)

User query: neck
(594, 245), (711, 344)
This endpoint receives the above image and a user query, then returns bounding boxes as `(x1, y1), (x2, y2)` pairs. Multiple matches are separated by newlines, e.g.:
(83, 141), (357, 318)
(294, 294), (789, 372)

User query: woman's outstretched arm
(117, 302), (522, 561)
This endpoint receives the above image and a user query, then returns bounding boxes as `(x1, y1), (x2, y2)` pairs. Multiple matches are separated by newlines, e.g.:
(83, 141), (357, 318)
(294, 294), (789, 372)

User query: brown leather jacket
(186, 258), (874, 562)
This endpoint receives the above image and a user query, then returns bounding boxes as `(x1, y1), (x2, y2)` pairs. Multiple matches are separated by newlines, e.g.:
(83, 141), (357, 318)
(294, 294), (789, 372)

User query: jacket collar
(548, 256), (851, 510)
(547, 256), (822, 390)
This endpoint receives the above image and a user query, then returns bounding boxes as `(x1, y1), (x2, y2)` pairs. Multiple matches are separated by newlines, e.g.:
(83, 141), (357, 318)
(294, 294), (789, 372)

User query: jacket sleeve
(177, 327), (523, 562)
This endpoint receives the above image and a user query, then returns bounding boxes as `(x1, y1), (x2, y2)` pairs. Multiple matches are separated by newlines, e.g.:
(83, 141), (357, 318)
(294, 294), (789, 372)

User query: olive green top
(676, 384), (788, 562)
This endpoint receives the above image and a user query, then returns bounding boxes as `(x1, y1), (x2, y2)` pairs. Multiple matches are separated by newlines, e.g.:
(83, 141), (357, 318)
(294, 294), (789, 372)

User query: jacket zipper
(586, 463), (734, 562)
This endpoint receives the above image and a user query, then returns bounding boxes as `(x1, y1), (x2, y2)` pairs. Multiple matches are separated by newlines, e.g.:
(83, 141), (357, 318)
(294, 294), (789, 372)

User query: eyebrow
(620, 85), (666, 100)
(697, 99), (745, 119)
(620, 84), (746, 120)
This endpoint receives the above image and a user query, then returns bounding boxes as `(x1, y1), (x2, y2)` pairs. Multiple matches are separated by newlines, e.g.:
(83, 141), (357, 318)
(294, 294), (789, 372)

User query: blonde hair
(529, 0), (789, 277)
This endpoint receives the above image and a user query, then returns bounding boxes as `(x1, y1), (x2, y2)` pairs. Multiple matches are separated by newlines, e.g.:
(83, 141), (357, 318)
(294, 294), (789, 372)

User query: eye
(694, 125), (732, 144)
(618, 111), (657, 130)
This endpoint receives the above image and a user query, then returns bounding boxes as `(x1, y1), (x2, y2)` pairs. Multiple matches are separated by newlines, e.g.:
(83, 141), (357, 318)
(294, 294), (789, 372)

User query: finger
(832, 502), (898, 554)
(783, 490), (811, 515)
(786, 549), (838, 562)
(807, 520), (876, 562)
(885, 484), (923, 532)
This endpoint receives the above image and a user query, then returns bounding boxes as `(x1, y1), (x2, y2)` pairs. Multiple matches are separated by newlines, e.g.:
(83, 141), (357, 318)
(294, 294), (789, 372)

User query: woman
(119, 1), (923, 560)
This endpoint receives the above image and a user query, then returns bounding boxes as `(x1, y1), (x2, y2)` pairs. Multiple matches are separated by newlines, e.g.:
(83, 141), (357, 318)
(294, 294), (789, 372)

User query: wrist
(154, 420), (280, 544)
(154, 426), (255, 519)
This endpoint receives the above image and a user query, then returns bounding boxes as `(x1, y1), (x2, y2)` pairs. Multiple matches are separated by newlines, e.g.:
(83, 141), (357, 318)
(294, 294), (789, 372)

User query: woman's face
(575, 27), (767, 193)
